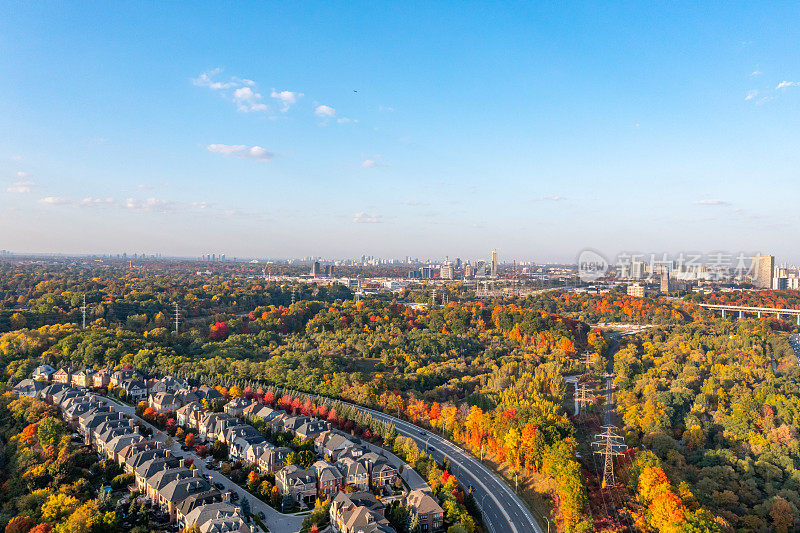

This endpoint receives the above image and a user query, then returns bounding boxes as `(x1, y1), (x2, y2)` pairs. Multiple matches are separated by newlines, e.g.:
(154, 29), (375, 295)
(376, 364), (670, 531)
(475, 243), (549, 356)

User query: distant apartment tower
(464, 264), (474, 279)
(490, 250), (498, 278)
(440, 264), (454, 280)
(311, 261), (321, 277)
(753, 254), (774, 289)
(660, 270), (671, 294)
(627, 283), (645, 298)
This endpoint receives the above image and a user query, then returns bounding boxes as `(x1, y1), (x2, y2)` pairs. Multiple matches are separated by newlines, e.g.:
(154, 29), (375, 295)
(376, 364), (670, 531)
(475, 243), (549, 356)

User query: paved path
(104, 397), (303, 533)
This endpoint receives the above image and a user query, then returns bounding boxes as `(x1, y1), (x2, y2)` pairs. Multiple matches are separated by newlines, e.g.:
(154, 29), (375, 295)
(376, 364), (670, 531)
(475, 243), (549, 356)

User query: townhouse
(296, 419), (329, 441)
(110, 368), (142, 387)
(149, 391), (181, 413)
(149, 375), (188, 394)
(330, 491), (393, 533)
(405, 490), (444, 532)
(275, 464), (318, 505)
(313, 459), (344, 499)
(53, 367), (72, 384)
(176, 401), (208, 429)
(118, 378), (148, 403)
(32, 364), (56, 381)
(223, 397), (251, 418)
(182, 502), (250, 533)
(337, 457), (370, 492)
(71, 368), (95, 388)
(12, 378), (45, 398)
(359, 452), (398, 488)
(92, 368), (111, 388)
(257, 446), (292, 474)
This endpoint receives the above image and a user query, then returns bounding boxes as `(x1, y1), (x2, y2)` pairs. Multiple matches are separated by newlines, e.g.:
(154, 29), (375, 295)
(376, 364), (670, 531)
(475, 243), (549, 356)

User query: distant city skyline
(1, 3), (799, 261)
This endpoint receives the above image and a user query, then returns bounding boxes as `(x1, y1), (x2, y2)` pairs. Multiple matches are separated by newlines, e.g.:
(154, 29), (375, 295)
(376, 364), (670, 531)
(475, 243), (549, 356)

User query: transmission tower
(581, 352), (593, 370)
(291, 287), (296, 305)
(575, 381), (593, 415)
(81, 294), (87, 329)
(173, 302), (181, 334)
(592, 425), (626, 487)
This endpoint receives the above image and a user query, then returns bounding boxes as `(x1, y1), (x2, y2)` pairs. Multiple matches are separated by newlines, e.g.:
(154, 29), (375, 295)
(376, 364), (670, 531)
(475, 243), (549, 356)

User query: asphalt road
(790, 334), (800, 363)
(346, 402), (545, 533)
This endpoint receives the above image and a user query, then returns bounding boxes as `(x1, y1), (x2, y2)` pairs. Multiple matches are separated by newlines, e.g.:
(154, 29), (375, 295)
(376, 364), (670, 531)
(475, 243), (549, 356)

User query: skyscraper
(311, 261), (321, 277)
(490, 250), (498, 278)
(754, 254), (774, 289)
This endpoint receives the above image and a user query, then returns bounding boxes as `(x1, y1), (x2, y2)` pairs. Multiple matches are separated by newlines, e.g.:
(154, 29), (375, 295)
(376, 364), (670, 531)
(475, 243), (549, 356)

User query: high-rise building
(311, 261), (321, 277)
(660, 270), (671, 294)
(754, 254), (775, 289)
(490, 250), (498, 278)
(440, 264), (454, 280)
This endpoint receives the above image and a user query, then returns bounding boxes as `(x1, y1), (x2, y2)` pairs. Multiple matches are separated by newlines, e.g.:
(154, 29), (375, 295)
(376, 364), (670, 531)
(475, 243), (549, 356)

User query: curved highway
(364, 406), (543, 533)
(310, 394), (545, 533)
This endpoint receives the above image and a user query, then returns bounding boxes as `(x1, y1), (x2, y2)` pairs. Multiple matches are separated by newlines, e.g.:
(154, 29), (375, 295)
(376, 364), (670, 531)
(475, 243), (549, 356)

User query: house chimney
(222, 491), (231, 502)
(179, 458), (185, 468)
(193, 469), (201, 478)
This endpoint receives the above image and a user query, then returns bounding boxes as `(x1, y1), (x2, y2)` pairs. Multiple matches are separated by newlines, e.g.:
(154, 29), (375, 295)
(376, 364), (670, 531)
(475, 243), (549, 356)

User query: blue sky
(1, 2), (799, 263)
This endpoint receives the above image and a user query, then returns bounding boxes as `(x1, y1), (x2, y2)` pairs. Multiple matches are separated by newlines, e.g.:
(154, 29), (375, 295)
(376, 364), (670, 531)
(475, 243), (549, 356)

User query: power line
(81, 294), (87, 329)
(173, 302), (180, 334)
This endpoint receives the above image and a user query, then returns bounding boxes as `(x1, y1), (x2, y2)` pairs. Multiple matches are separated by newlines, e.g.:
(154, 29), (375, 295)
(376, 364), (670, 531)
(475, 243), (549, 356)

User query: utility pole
(174, 302), (180, 334)
(81, 294), (87, 329)
(592, 425), (626, 488)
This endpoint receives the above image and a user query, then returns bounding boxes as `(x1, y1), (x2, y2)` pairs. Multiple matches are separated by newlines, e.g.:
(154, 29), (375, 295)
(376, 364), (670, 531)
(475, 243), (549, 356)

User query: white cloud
(192, 68), (251, 90)
(694, 199), (730, 206)
(80, 197), (115, 207)
(361, 155), (384, 168)
(270, 90), (302, 112)
(39, 196), (71, 205)
(776, 81), (800, 89)
(401, 200), (429, 206)
(749, 70), (762, 77)
(206, 144), (273, 160)
(233, 87), (268, 112)
(194, 69), (267, 112)
(352, 212), (382, 223)
(745, 90), (758, 101)
(315, 105), (337, 118)
(539, 195), (565, 201)
(6, 180), (33, 193)
(123, 197), (177, 213)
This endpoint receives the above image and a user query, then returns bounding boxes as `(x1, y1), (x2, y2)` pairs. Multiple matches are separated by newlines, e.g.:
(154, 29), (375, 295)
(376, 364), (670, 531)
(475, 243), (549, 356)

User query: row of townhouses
(15, 380), (250, 533)
(17, 371), (445, 532)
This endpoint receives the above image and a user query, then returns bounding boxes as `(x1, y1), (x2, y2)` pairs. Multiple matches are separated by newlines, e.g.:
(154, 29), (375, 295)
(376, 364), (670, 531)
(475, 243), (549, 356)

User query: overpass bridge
(699, 303), (800, 325)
